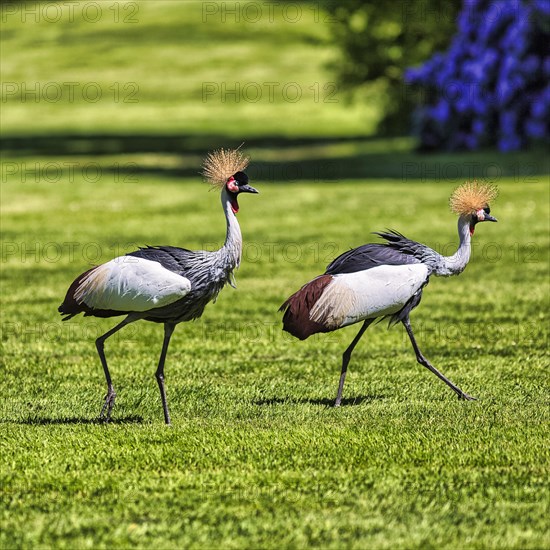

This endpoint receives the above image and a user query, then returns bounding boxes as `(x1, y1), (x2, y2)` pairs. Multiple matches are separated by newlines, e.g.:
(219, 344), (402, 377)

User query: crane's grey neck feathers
(435, 216), (471, 276)
(218, 187), (242, 282)
(377, 215), (473, 277)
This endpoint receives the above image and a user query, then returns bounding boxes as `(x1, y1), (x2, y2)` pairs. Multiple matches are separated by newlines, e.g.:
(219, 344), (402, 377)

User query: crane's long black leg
(402, 317), (476, 401)
(96, 315), (138, 422)
(335, 319), (374, 407)
(156, 323), (176, 425)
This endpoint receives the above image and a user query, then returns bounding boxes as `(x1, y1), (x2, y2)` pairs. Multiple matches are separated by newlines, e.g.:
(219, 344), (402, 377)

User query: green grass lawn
(2, 0), (550, 548)
(2, 166), (549, 548)
(1, 0), (376, 137)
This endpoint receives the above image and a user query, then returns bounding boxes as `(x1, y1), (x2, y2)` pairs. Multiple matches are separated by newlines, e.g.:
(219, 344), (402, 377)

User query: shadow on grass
(3, 133), (547, 182)
(10, 415), (144, 425)
(254, 395), (385, 407)
(0, 133), (378, 156)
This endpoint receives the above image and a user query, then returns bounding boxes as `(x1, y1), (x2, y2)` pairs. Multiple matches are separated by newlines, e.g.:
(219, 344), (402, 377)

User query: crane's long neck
(436, 216), (472, 276)
(219, 187), (242, 272)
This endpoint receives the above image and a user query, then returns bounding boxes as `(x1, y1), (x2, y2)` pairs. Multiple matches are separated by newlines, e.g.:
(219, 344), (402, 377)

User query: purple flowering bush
(405, 0), (550, 151)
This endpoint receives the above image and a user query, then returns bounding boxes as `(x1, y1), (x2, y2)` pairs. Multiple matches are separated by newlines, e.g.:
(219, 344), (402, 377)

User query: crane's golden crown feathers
(201, 147), (250, 188)
(449, 181), (498, 216)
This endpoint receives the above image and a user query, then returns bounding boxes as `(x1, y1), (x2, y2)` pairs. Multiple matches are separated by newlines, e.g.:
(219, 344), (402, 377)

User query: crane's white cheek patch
(310, 264), (429, 328)
(227, 180), (239, 193)
(75, 256), (191, 312)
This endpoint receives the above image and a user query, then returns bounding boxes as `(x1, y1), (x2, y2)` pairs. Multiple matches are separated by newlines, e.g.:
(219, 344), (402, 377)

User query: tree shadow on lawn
(10, 415), (144, 425)
(254, 395), (385, 407)
(1, 133), (397, 181)
(4, 132), (544, 182)
(1, 133), (378, 157)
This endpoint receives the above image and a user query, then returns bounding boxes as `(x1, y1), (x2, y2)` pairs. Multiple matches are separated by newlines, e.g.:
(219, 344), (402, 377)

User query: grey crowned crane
(280, 181), (498, 405)
(59, 148), (258, 424)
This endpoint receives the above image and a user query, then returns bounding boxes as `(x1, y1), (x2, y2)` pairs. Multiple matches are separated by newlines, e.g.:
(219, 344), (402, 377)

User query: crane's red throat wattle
(230, 197), (239, 214)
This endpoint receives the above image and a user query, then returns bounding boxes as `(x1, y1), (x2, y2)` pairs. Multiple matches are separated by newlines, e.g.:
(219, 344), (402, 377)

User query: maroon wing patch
(279, 274), (334, 340)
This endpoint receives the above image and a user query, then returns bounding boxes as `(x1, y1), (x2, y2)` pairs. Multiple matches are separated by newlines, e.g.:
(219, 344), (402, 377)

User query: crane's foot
(457, 391), (477, 401)
(99, 388), (116, 422)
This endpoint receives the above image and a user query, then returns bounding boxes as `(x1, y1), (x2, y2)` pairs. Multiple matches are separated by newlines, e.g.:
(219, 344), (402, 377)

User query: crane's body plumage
(126, 197), (244, 323)
(280, 182), (498, 405)
(310, 263), (430, 330)
(60, 190), (243, 324)
(281, 217), (474, 340)
(70, 255), (192, 314)
(126, 246), (232, 323)
(59, 150), (257, 424)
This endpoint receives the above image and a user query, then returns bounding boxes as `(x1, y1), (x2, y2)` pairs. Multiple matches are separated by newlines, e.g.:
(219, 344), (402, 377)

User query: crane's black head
(469, 206), (497, 235)
(226, 171), (258, 214)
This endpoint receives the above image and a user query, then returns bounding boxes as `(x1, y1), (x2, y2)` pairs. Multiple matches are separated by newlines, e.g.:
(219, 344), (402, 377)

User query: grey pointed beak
(484, 214), (497, 222)
(240, 184), (259, 194)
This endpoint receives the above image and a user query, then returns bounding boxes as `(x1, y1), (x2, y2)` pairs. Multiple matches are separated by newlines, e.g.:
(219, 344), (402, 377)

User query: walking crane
(59, 148), (258, 424)
(280, 181), (498, 405)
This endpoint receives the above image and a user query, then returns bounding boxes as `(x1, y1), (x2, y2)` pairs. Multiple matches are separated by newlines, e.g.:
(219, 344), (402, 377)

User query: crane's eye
(484, 206), (490, 214)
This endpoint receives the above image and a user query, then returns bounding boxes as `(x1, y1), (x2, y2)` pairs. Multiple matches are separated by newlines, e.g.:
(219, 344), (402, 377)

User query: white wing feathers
(74, 256), (191, 312)
(310, 264), (429, 329)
